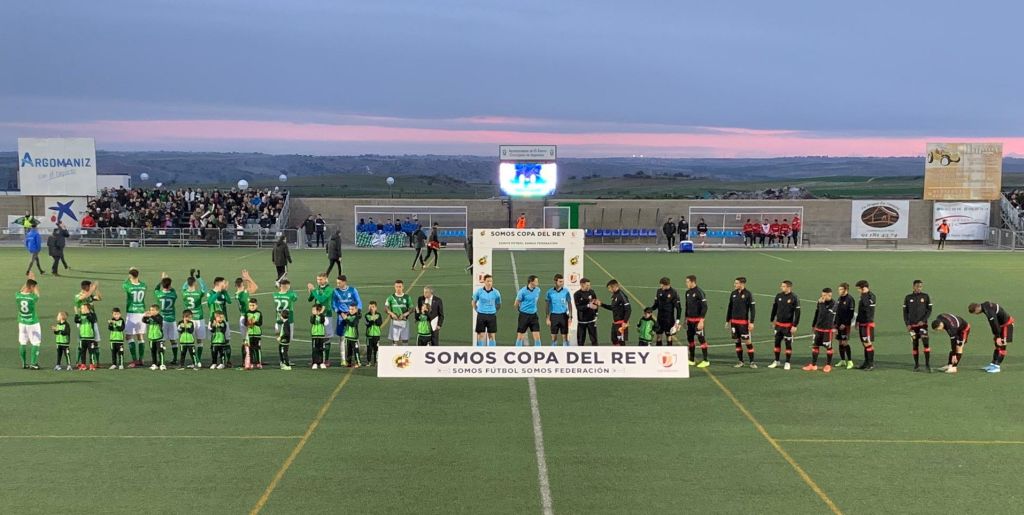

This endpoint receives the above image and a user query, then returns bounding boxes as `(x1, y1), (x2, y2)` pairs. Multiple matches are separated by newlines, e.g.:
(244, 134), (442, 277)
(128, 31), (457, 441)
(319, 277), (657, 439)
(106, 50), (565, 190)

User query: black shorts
(731, 322), (750, 340)
(999, 323), (1014, 344)
(476, 314), (497, 334)
(549, 313), (569, 335)
(813, 330), (834, 347)
(836, 324), (851, 341)
(909, 325), (928, 339)
(656, 315), (675, 335)
(685, 320), (705, 343)
(517, 313), (540, 333)
(858, 323), (875, 342)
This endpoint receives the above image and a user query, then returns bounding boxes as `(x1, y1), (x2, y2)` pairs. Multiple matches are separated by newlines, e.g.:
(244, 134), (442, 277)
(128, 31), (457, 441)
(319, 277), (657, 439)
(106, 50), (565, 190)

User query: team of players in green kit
(13, 267), (442, 371)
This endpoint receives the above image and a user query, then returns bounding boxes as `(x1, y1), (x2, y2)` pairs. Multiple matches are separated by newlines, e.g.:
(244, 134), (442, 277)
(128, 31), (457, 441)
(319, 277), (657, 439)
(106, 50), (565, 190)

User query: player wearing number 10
(16, 275), (42, 369)
(122, 268), (147, 367)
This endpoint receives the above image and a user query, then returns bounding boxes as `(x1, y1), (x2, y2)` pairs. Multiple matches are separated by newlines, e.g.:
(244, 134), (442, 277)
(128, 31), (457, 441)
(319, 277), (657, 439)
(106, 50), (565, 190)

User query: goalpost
(687, 205), (805, 246)
(471, 228), (585, 344)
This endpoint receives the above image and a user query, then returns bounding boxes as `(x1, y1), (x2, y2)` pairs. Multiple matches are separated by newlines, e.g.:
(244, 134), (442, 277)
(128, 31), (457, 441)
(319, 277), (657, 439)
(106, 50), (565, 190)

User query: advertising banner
(377, 346), (689, 378)
(923, 143), (1002, 200)
(17, 138), (98, 196)
(850, 200), (910, 239)
(933, 202), (990, 240)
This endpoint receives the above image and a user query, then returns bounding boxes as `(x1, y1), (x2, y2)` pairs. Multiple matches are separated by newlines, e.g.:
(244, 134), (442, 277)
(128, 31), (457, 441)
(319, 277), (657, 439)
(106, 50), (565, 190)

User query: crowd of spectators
(82, 186), (287, 231)
(1005, 189), (1024, 210)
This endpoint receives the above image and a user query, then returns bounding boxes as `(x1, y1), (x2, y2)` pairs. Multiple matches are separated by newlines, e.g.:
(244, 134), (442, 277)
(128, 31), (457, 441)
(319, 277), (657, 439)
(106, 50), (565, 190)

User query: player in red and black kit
(768, 280), (800, 370)
(856, 280), (877, 370)
(780, 219), (791, 248)
(803, 288), (838, 373)
(969, 301), (1014, 373)
(932, 313), (970, 374)
(684, 275), (709, 367)
(726, 277), (757, 368)
(903, 280), (934, 372)
(790, 215), (802, 247)
(835, 282), (856, 369)
(600, 280), (632, 345)
(769, 219), (781, 247)
(573, 278), (599, 346)
(751, 222), (763, 248)
(743, 219), (755, 247)
(651, 277), (681, 346)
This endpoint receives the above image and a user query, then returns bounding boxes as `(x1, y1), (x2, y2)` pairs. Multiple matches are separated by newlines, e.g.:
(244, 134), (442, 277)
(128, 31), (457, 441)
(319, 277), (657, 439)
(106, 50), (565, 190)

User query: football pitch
(1, 245), (1023, 514)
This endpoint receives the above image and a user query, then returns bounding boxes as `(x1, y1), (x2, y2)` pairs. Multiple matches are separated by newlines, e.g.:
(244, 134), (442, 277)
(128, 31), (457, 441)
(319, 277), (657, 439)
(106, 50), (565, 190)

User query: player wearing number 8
(16, 274), (42, 369)
(122, 268), (148, 367)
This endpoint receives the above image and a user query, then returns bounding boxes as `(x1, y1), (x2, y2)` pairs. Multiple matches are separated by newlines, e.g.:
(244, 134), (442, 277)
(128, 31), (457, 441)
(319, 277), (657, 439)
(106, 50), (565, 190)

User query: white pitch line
(511, 251), (554, 515)
(758, 252), (793, 263)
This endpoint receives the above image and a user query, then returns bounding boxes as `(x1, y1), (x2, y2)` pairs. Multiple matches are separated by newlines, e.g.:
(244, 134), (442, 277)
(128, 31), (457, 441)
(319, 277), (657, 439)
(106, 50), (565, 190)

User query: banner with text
(499, 145), (557, 161)
(923, 142), (1002, 201)
(17, 138), (98, 196)
(933, 202), (991, 240)
(377, 346), (689, 378)
(850, 200), (910, 239)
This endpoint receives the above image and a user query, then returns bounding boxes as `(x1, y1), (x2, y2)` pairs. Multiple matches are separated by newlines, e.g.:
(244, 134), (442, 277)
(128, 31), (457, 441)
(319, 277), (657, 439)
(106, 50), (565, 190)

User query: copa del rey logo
(660, 352), (678, 368)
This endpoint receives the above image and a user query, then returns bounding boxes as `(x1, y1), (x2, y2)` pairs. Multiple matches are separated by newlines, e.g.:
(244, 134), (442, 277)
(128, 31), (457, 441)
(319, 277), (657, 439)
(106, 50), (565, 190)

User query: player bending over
(968, 301), (1015, 374)
(932, 313), (970, 374)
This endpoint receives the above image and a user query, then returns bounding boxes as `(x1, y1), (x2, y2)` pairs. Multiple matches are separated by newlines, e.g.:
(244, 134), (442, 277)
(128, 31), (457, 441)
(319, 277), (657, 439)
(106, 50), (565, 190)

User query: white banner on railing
(933, 202), (991, 240)
(377, 346), (689, 378)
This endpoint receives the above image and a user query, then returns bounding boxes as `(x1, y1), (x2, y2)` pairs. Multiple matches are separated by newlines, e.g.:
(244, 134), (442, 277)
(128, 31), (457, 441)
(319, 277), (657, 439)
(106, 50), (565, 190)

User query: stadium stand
(86, 187), (287, 230)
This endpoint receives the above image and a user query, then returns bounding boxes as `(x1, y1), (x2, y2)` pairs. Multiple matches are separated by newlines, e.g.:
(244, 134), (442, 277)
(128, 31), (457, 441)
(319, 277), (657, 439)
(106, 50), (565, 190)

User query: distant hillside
(2, 151), (1023, 198)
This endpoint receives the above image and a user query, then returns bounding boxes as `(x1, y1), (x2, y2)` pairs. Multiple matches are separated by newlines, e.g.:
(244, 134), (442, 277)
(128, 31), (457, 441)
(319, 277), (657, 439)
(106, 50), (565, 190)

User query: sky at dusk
(2, 0), (1022, 157)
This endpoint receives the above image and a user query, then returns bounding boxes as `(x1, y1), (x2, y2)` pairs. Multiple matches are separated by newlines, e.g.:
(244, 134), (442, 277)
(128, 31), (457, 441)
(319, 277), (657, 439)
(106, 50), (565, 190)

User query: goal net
(687, 206), (804, 247)
(543, 206), (570, 228)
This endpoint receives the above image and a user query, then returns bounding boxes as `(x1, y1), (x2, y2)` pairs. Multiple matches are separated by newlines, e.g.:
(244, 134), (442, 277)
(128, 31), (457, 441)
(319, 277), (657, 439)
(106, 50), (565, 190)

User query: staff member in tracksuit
(662, 217), (677, 250)
(969, 301), (1015, 374)
(600, 280), (631, 345)
(573, 278), (599, 346)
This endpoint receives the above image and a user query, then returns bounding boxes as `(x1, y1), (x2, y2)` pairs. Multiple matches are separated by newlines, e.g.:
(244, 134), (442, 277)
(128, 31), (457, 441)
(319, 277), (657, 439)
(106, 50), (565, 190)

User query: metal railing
(985, 227), (1021, 250)
(65, 227), (302, 248)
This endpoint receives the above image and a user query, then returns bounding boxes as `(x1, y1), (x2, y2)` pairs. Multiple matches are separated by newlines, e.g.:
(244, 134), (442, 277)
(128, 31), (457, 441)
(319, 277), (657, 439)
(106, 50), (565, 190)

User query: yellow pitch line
(0, 435), (300, 440)
(250, 267), (425, 514)
(250, 368), (355, 515)
(777, 438), (1024, 445)
(704, 371), (842, 515)
(587, 253), (843, 515)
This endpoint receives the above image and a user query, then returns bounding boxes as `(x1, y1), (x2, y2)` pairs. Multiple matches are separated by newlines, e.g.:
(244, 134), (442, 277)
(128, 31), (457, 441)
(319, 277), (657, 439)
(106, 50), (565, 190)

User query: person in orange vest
(515, 213), (527, 229)
(936, 219), (950, 250)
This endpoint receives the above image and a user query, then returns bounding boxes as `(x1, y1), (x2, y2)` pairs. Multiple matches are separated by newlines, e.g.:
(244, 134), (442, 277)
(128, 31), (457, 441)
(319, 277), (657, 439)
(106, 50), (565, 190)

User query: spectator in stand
(314, 214), (326, 247)
(302, 216), (315, 247)
(662, 217), (677, 250)
(85, 186), (286, 231)
(81, 213), (96, 229)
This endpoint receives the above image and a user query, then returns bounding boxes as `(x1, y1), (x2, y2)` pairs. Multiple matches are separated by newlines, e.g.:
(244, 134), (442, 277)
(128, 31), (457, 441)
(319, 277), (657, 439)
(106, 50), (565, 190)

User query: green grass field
(1, 246), (1023, 514)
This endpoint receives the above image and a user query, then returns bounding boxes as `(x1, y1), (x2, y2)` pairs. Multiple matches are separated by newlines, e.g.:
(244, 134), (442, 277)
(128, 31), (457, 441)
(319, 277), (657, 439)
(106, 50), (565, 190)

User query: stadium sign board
(923, 142), (1002, 201)
(933, 202), (990, 241)
(850, 200), (910, 239)
(499, 145), (557, 161)
(377, 346), (689, 378)
(17, 138), (98, 196)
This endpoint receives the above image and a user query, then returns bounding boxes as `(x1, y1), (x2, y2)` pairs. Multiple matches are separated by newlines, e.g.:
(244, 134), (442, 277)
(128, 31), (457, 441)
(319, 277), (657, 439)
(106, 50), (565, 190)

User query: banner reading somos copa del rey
(377, 347), (690, 378)
(17, 138), (98, 196)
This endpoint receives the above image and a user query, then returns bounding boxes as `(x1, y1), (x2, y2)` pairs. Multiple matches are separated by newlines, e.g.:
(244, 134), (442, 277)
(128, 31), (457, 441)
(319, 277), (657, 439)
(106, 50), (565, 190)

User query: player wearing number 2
(272, 279), (298, 345)
(155, 274), (180, 365)
(122, 268), (148, 367)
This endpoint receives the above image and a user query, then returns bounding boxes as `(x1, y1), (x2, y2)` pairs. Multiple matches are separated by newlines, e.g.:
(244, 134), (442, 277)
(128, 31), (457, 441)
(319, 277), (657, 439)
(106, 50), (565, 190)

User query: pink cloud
(6, 118), (1024, 158)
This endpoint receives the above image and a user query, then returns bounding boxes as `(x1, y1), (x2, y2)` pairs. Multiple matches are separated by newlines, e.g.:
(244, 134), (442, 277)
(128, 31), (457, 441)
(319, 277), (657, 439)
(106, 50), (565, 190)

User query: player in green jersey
(386, 280), (413, 345)
(341, 304), (362, 367)
(364, 301), (383, 366)
(276, 309), (292, 370)
(16, 273), (42, 370)
(181, 272), (208, 365)
(74, 280), (102, 350)
(75, 304), (99, 370)
(415, 303), (433, 346)
(108, 308), (126, 369)
(244, 298), (264, 370)
(142, 304), (166, 370)
(209, 311), (229, 369)
(155, 274), (180, 365)
(310, 305), (327, 369)
(307, 273), (333, 364)
(52, 311), (72, 370)
(207, 277), (233, 365)
(272, 279), (298, 343)
(234, 269), (259, 344)
(637, 308), (656, 346)
(177, 310), (200, 369)
(122, 268), (148, 367)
